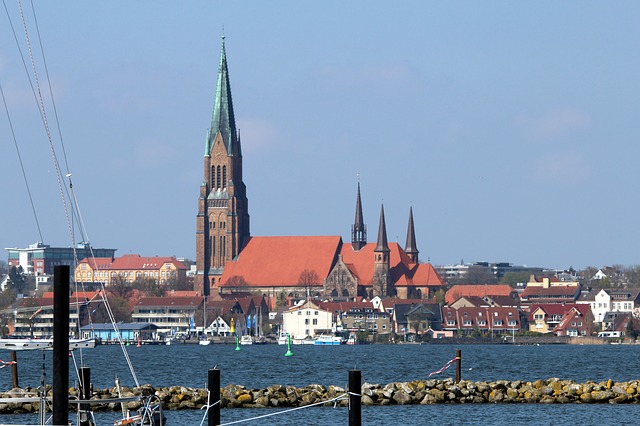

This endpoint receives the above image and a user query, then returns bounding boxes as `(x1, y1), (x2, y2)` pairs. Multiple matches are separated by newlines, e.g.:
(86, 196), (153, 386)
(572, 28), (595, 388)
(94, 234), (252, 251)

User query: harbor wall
(1, 377), (640, 414)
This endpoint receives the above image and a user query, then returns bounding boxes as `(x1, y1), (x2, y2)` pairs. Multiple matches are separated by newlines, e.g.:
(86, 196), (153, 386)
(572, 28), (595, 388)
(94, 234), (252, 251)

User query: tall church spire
(205, 35), (238, 157)
(405, 206), (419, 263)
(351, 177), (367, 251)
(196, 35), (250, 297)
(375, 204), (390, 253)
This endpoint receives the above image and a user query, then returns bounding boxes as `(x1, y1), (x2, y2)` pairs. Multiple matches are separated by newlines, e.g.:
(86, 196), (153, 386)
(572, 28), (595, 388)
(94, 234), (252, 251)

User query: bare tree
(298, 269), (320, 297)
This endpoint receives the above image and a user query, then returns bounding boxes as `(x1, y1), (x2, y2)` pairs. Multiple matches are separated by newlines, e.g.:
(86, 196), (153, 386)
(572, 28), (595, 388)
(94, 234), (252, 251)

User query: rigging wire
(0, 82), (44, 242)
(6, 0), (141, 387)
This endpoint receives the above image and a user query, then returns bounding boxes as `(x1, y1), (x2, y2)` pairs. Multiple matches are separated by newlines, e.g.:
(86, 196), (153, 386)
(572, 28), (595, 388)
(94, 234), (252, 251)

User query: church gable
(324, 257), (358, 298)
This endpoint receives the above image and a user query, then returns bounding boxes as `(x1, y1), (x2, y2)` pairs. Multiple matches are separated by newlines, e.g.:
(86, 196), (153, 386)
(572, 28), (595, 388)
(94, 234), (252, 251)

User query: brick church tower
(195, 36), (250, 296)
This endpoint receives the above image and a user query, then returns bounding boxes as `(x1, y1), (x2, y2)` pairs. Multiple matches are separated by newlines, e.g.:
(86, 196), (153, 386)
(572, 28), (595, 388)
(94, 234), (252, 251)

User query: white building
(282, 300), (334, 339)
(577, 289), (640, 322)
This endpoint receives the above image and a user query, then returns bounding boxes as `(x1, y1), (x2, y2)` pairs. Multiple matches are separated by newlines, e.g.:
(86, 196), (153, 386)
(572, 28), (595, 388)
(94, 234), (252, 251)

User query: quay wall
(1, 377), (640, 414)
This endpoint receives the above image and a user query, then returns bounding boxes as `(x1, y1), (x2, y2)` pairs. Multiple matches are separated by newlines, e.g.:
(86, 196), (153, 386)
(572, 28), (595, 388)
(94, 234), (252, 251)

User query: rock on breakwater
(1, 378), (640, 414)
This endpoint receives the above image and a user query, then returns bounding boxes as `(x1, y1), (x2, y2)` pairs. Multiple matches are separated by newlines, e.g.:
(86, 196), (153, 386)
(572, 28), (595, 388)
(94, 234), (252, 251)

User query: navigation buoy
(284, 334), (293, 357)
(235, 335), (241, 351)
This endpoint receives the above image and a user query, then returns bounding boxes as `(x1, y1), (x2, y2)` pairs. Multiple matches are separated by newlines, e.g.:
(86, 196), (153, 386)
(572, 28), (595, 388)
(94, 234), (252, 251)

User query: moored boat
(314, 335), (342, 346)
(239, 335), (253, 345)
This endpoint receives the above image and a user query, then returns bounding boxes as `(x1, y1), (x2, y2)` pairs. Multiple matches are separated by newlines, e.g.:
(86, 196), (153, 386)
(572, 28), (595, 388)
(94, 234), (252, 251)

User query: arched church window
(222, 166), (227, 189)
(210, 166), (215, 189)
(216, 166), (221, 190)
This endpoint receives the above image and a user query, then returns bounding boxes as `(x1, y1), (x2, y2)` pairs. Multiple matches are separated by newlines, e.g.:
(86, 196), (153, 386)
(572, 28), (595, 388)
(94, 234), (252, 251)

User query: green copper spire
(205, 35), (238, 157)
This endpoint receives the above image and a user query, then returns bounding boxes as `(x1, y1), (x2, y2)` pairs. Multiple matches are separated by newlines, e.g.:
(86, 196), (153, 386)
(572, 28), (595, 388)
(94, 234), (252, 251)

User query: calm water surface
(0, 343), (639, 425)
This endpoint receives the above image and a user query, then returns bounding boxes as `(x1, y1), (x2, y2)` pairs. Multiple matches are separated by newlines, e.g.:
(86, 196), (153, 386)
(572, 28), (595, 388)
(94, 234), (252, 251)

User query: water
(1, 343), (640, 425)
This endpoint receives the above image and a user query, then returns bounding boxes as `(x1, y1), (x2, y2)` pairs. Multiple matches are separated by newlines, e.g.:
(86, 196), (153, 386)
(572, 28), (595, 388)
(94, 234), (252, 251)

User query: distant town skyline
(2, 2), (640, 270)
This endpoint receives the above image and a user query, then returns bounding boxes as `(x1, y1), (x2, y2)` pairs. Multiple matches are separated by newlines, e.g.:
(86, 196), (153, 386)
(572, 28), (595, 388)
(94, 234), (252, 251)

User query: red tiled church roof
(220, 236), (341, 287)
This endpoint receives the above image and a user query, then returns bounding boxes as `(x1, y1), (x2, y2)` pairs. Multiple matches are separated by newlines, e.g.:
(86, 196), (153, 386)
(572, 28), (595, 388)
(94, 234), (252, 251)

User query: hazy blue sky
(1, 2), (639, 270)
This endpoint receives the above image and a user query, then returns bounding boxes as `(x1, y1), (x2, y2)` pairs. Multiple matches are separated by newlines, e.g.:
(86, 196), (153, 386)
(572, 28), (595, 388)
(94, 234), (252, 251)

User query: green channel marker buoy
(284, 333), (293, 357)
(235, 335), (241, 351)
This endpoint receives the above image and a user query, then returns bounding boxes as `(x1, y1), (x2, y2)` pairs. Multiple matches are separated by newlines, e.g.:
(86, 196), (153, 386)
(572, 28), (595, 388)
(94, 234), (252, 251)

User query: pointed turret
(375, 204), (390, 253)
(351, 179), (367, 251)
(373, 204), (390, 297)
(405, 206), (419, 263)
(205, 35), (238, 157)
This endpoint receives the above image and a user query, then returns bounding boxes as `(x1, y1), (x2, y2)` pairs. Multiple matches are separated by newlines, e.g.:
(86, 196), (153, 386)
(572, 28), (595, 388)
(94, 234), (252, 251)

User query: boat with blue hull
(314, 335), (342, 345)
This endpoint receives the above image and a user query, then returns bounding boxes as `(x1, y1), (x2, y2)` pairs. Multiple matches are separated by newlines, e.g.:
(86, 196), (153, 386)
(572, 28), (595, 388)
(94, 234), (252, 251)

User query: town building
(9, 291), (100, 338)
(576, 288), (640, 323)
(6, 242), (116, 284)
(441, 306), (521, 336)
(282, 300), (334, 339)
(527, 303), (593, 336)
(74, 254), (187, 287)
(80, 322), (159, 343)
(131, 296), (203, 334)
(444, 284), (517, 306)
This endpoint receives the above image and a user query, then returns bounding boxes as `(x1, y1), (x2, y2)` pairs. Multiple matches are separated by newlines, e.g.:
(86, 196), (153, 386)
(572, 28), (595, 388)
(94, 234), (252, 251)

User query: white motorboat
(239, 335), (253, 345)
(0, 338), (96, 351)
(314, 335), (342, 346)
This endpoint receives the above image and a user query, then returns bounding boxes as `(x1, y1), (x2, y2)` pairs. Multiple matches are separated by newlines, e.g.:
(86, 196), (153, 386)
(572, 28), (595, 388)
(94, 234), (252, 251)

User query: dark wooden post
(455, 349), (462, 383)
(78, 367), (91, 426)
(52, 265), (70, 426)
(208, 368), (220, 426)
(10, 351), (18, 388)
(348, 369), (361, 426)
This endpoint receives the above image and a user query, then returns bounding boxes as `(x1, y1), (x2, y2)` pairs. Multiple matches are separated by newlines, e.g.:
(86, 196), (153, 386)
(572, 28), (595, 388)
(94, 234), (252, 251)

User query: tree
(8, 266), (30, 295)
(500, 271), (531, 288)
(465, 265), (497, 284)
(433, 289), (445, 305)
(92, 294), (132, 323)
(225, 275), (251, 294)
(134, 278), (165, 297)
(109, 275), (134, 299)
(372, 269), (387, 298)
(298, 269), (320, 297)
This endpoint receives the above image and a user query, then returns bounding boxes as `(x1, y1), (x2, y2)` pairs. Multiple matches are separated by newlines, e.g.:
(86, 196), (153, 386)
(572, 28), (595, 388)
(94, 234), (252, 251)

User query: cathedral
(195, 38), (443, 300)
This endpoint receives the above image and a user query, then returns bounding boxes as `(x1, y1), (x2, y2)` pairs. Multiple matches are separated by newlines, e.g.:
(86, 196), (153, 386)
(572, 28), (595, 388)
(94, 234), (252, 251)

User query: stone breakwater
(2, 378), (640, 414)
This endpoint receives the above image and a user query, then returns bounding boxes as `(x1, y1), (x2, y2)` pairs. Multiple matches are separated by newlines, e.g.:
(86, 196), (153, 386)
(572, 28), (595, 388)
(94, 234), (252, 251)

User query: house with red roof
(441, 306), (521, 336)
(528, 303), (593, 335)
(74, 254), (187, 288)
(444, 284), (517, 306)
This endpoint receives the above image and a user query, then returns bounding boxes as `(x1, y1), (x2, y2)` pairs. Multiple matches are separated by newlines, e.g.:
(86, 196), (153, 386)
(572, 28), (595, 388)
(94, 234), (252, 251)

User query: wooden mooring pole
(52, 265), (70, 426)
(10, 351), (18, 388)
(208, 368), (220, 426)
(455, 349), (462, 383)
(349, 369), (361, 426)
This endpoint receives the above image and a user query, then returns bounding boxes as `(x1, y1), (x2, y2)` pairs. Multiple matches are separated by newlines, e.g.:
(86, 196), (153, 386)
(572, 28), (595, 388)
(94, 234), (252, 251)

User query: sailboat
(199, 295), (211, 345)
(0, 3), (167, 424)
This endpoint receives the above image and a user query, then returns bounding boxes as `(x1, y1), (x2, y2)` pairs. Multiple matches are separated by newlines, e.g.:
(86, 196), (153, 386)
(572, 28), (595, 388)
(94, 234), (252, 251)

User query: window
(494, 320), (503, 326)
(305, 319), (309, 325)
(313, 319), (318, 325)
(463, 320), (472, 326)
(314, 311), (318, 315)
(478, 320), (486, 326)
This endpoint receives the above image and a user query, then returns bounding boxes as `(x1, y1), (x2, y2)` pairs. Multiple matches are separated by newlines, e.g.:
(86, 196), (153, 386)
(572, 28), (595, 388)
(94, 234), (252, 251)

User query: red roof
(445, 285), (515, 305)
(110, 254), (187, 271)
(219, 236), (341, 287)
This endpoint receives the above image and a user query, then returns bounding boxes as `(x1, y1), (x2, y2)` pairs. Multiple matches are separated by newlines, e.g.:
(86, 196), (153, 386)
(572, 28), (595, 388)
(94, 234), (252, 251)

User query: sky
(1, 1), (639, 271)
